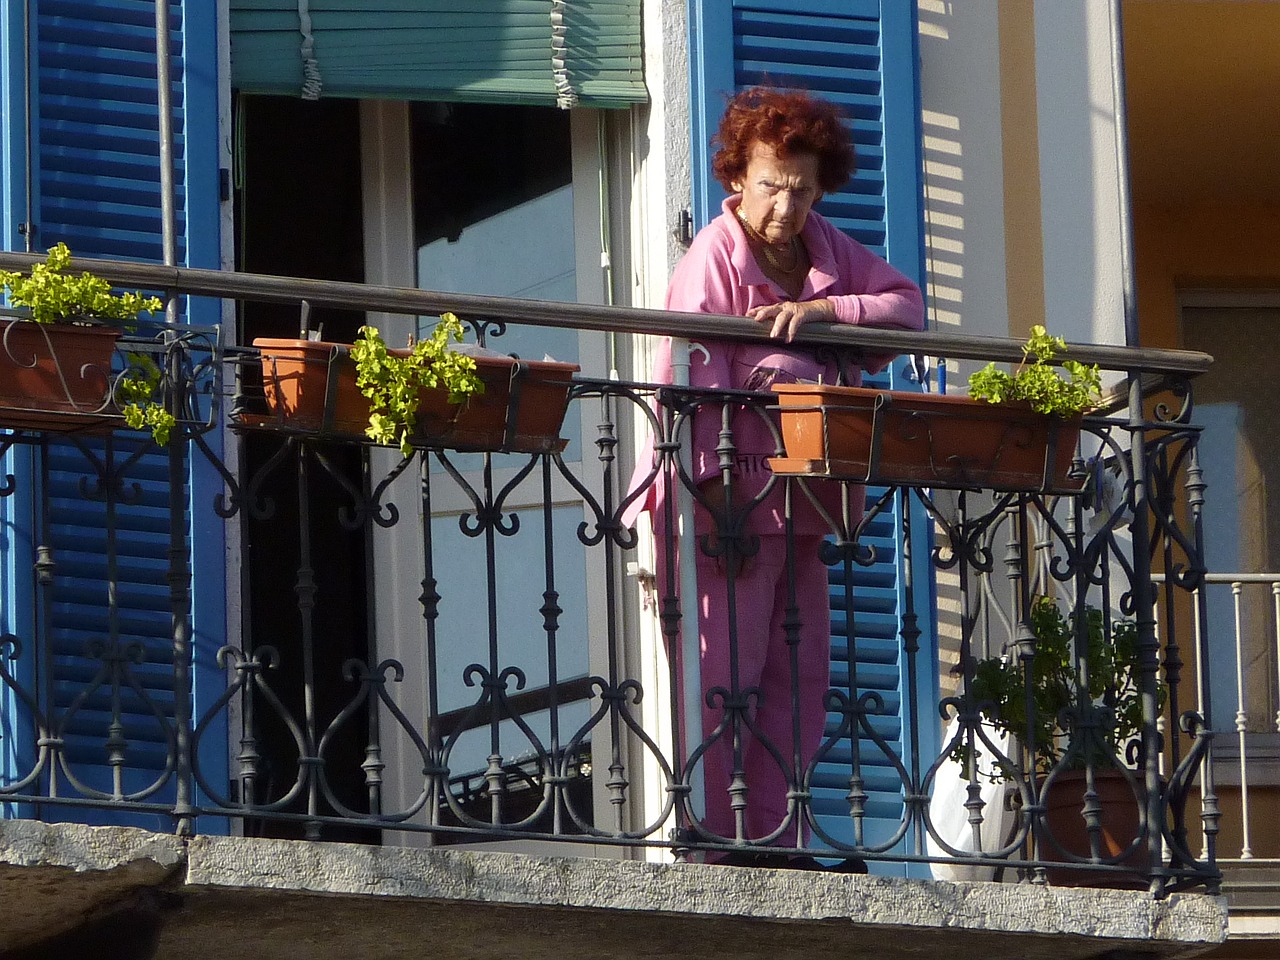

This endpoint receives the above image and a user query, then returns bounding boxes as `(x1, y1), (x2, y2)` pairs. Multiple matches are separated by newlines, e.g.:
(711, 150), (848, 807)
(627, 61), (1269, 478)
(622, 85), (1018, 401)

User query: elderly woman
(633, 88), (924, 864)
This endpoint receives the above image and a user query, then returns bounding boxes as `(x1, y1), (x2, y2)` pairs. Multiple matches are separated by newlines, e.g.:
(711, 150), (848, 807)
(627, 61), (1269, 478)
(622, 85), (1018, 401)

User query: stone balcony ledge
(0, 820), (1227, 960)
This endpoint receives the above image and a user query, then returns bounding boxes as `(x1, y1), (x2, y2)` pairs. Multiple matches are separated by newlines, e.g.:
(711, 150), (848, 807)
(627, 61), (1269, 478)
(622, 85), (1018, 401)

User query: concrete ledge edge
(0, 823), (1228, 949)
(0, 819), (185, 874)
(183, 834), (1228, 946)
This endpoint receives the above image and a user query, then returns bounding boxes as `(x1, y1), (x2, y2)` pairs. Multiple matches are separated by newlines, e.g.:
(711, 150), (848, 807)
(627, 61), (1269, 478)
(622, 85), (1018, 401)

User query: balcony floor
(0, 820), (1226, 960)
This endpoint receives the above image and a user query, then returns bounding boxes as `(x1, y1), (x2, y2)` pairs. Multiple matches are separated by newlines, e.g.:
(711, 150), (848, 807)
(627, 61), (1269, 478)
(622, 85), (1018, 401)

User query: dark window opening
(410, 102), (571, 247)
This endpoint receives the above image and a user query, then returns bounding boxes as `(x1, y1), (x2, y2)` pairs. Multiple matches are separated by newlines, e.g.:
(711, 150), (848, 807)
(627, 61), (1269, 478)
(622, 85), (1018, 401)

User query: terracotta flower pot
(0, 319), (121, 431)
(1039, 768), (1148, 888)
(252, 338), (579, 453)
(769, 384), (1085, 493)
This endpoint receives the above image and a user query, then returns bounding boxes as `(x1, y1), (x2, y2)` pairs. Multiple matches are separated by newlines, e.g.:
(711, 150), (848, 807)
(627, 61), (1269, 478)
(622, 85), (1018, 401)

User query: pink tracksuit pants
(692, 533), (831, 846)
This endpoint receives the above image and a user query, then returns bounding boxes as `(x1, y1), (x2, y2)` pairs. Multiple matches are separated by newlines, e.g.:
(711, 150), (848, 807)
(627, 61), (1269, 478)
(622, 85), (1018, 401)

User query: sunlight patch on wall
(921, 107), (966, 333)
(923, 135), (961, 157)
(924, 210), (962, 231)
(930, 309), (962, 327)
(918, 0), (950, 38)
(920, 109), (958, 131)
(925, 160), (963, 183)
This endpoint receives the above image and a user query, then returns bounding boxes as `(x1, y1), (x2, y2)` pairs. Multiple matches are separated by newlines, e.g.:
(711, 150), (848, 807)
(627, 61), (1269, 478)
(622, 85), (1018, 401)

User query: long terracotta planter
(769, 384), (1085, 493)
(0, 319), (120, 431)
(252, 338), (579, 453)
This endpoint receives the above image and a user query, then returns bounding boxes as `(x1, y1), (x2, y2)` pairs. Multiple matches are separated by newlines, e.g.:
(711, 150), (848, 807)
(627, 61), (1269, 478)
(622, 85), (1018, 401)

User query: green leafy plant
(349, 313), (483, 457)
(961, 596), (1165, 779)
(0, 243), (175, 443)
(968, 325), (1103, 416)
(0, 242), (162, 325)
(118, 352), (177, 446)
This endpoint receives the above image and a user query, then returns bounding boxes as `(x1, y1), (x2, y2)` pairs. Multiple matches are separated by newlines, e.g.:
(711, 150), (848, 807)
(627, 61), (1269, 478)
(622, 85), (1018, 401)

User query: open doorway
(232, 94), (624, 848)
(234, 94), (373, 842)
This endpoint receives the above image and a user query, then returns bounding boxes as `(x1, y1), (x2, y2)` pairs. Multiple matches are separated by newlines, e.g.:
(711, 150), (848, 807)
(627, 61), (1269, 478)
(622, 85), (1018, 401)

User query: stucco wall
(916, 0), (1151, 723)
(1134, 201), (1280, 347)
(918, 0), (1130, 350)
(1034, 0), (1127, 348)
(917, 0), (1011, 349)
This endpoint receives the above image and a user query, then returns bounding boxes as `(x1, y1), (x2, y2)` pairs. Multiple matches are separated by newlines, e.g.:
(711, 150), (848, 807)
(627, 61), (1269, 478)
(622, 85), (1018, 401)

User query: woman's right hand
(747, 298), (834, 342)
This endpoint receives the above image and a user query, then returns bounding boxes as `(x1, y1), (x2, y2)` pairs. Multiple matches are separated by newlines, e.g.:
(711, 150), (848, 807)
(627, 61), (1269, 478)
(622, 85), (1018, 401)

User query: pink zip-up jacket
(624, 197), (925, 536)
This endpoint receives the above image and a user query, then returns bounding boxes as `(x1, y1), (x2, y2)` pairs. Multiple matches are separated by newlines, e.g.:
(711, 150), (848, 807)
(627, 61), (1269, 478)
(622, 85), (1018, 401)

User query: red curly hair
(711, 87), (855, 194)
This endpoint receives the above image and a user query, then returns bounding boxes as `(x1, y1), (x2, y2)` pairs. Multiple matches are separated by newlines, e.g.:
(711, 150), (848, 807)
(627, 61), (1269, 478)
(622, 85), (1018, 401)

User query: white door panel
(363, 100), (625, 853)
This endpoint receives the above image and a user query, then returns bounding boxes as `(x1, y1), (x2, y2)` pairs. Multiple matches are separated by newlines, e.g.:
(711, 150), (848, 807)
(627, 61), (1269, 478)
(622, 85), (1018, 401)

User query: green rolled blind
(229, 0), (646, 108)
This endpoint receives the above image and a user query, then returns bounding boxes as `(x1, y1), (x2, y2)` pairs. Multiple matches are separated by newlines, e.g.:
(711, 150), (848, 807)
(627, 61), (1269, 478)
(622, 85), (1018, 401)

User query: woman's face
(731, 142), (821, 245)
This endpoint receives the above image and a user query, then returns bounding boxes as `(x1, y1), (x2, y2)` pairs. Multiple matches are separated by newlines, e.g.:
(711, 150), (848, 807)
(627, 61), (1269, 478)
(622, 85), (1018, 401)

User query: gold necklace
(737, 210), (802, 273)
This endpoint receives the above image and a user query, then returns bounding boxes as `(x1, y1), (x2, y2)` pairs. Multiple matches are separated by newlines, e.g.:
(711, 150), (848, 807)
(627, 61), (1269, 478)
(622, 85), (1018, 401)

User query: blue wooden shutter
(2, 0), (225, 828)
(689, 0), (936, 874)
(819, 359), (937, 877)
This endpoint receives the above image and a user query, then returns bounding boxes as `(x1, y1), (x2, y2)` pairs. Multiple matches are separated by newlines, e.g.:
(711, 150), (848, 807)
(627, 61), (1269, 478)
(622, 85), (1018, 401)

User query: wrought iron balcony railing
(1153, 571), (1280, 866)
(0, 253), (1220, 896)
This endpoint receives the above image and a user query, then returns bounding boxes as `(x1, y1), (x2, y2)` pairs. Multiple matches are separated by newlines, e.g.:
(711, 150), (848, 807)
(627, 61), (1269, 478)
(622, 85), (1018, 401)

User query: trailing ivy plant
(0, 243), (175, 444)
(118, 352), (176, 446)
(968, 325), (1103, 416)
(350, 313), (483, 457)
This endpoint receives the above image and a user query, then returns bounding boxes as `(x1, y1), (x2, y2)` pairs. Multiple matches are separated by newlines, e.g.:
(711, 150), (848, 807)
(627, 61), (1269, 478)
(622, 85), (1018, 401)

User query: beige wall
(997, 1), (1045, 340)
(1124, 1), (1280, 343)
(1134, 201), (1280, 347)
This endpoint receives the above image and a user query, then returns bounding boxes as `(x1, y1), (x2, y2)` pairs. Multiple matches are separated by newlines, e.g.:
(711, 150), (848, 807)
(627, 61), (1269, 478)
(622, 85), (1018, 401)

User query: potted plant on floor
(962, 595), (1164, 885)
(770, 325), (1102, 492)
(253, 313), (580, 455)
(0, 243), (175, 441)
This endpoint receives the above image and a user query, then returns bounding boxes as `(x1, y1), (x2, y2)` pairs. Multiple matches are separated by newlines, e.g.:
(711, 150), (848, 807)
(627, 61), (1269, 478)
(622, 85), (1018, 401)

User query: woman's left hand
(746, 298), (835, 342)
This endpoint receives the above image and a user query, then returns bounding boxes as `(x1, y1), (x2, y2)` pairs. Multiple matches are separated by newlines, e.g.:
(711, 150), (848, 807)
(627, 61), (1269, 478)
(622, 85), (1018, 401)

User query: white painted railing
(1157, 572), (1280, 861)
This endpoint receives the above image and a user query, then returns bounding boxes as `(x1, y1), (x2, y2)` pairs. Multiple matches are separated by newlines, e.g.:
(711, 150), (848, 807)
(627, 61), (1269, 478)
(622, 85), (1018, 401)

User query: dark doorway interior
(234, 94), (374, 843)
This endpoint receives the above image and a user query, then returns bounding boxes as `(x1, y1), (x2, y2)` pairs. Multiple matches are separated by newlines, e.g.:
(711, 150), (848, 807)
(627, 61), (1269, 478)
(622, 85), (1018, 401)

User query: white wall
(916, 0), (1011, 348)
(916, 0), (1131, 352)
(625, 0), (691, 861)
(632, 0), (691, 313)
(1034, 0), (1127, 348)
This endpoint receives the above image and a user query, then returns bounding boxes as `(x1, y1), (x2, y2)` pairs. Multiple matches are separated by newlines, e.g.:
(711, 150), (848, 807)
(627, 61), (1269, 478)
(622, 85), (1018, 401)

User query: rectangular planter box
(0, 319), (120, 432)
(769, 384), (1085, 494)
(253, 338), (579, 454)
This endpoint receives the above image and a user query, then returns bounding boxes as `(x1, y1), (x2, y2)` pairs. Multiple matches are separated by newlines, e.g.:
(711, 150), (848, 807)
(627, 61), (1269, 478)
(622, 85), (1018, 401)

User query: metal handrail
(0, 251), (1214, 375)
(1154, 573), (1280, 584)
